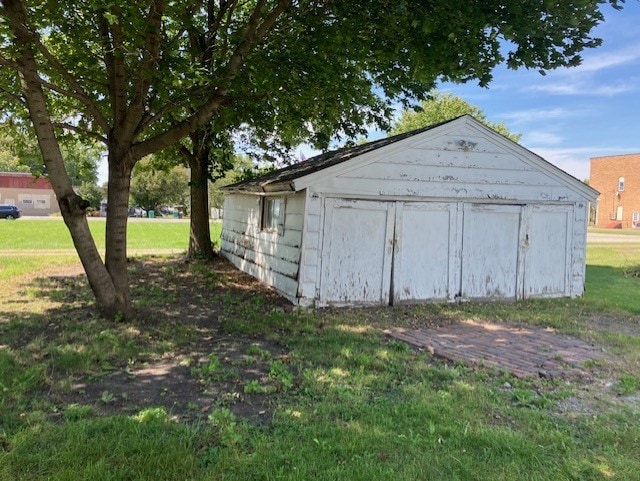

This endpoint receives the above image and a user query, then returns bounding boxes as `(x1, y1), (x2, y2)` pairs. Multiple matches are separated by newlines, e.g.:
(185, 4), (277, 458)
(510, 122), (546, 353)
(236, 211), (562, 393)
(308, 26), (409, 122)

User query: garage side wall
(571, 202), (589, 297)
(220, 192), (305, 302)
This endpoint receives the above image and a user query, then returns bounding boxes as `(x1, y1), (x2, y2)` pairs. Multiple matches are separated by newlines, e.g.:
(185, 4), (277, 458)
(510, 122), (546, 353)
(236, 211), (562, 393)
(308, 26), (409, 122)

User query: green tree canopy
(0, 134), (29, 173)
(0, 128), (100, 182)
(391, 93), (521, 142)
(76, 182), (104, 211)
(130, 159), (190, 213)
(0, 129), (34, 173)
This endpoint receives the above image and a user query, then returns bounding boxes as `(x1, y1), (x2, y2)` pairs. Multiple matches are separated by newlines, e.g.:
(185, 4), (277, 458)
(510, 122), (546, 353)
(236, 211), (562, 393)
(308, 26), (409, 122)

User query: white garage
(220, 115), (597, 306)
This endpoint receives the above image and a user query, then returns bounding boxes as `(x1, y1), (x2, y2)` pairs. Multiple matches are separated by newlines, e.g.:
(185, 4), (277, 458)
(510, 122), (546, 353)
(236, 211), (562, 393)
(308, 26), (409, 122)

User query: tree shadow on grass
(0, 256), (295, 424)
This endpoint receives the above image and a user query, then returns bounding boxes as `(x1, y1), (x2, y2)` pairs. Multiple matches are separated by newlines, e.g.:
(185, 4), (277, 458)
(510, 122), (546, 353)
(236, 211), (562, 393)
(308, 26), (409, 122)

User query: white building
(220, 116), (597, 306)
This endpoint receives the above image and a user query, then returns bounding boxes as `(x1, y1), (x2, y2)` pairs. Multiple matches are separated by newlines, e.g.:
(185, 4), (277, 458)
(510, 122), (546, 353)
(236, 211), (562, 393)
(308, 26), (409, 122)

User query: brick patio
(387, 321), (602, 379)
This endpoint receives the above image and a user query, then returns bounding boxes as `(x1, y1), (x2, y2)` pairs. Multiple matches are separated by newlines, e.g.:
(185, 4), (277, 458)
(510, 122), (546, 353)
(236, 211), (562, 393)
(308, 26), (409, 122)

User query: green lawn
(584, 243), (640, 313)
(0, 218), (222, 250)
(0, 232), (639, 481)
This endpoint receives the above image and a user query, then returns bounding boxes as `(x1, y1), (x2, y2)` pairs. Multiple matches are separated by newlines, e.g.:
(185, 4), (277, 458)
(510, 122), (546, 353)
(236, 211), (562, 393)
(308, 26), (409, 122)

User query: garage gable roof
(222, 115), (598, 201)
(221, 118), (456, 193)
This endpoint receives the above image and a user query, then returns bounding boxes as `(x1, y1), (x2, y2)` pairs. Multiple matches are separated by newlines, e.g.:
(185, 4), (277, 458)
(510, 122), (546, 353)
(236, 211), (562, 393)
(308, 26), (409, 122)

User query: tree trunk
(105, 153), (134, 317)
(187, 146), (216, 260)
(5, 0), (127, 318)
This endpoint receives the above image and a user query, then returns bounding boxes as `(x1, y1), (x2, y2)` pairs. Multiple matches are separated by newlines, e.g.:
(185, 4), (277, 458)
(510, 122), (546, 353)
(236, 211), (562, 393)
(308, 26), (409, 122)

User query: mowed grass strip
(0, 218), (222, 251)
(585, 243), (640, 314)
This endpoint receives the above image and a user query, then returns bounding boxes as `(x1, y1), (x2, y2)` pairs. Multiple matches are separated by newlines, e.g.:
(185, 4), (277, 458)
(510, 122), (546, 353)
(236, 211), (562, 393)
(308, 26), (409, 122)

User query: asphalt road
(587, 233), (640, 244)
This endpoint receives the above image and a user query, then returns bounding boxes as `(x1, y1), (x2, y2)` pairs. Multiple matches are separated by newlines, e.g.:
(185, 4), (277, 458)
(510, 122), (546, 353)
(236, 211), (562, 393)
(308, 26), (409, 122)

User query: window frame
(618, 176), (625, 192)
(261, 196), (283, 234)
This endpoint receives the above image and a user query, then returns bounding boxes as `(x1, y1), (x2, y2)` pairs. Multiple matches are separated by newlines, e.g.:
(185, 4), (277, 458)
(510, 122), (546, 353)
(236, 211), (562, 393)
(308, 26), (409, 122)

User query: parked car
(0, 204), (21, 220)
(128, 207), (147, 218)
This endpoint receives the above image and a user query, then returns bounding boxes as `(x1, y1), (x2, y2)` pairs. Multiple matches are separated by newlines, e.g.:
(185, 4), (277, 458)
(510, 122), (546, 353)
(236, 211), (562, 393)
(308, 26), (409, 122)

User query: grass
(0, 255), (78, 280)
(0, 219), (222, 280)
(1, 232), (640, 480)
(0, 218), (222, 250)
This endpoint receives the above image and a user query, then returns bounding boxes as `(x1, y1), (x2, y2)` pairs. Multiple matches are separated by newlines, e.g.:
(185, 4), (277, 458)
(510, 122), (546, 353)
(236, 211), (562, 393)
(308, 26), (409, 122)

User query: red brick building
(0, 172), (60, 216)
(590, 154), (640, 228)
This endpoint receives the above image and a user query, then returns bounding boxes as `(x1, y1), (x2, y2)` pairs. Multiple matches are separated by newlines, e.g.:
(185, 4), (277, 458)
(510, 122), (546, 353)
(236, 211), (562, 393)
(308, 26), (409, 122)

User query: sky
(434, 1), (640, 182)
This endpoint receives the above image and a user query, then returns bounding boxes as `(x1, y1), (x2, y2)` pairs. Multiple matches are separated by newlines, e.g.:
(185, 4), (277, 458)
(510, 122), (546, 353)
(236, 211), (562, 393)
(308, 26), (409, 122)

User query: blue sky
(437, 2), (640, 181)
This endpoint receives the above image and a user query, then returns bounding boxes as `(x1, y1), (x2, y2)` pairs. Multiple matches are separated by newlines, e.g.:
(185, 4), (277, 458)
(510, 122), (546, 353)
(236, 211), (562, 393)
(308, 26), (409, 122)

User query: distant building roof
(0, 172), (54, 190)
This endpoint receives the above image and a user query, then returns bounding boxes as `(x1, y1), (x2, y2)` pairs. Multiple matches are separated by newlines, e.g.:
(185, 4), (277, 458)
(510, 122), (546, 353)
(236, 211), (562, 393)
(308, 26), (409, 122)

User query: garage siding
(311, 133), (580, 203)
(220, 191), (305, 301)
(222, 116), (594, 305)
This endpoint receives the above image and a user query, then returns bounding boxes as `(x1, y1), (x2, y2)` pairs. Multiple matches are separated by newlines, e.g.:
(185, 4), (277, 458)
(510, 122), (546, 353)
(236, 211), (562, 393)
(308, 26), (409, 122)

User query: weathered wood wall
(222, 118), (592, 306)
(220, 191), (305, 302)
(297, 121), (590, 305)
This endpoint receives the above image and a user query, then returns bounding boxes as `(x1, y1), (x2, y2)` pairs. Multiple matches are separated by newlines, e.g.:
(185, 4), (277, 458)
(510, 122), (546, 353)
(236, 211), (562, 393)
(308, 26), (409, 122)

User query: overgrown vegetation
(1, 232), (639, 480)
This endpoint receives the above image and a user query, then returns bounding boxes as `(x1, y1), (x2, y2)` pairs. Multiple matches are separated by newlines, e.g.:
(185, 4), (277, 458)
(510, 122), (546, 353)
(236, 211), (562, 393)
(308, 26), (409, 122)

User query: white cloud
(523, 131), (563, 145)
(561, 47), (640, 75)
(528, 80), (636, 97)
(500, 107), (579, 124)
(530, 146), (640, 180)
(521, 44), (640, 97)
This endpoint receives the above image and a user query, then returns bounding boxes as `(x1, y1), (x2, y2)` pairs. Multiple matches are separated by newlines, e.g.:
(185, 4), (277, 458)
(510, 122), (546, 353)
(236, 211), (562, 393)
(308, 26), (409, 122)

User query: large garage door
(523, 205), (572, 298)
(320, 199), (395, 304)
(319, 199), (572, 305)
(392, 202), (457, 303)
(461, 204), (522, 300)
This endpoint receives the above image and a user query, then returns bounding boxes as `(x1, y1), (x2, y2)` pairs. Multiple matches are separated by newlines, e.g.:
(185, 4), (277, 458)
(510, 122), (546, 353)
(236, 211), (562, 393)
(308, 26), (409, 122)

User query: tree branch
(54, 122), (108, 143)
(131, 0), (290, 160)
(32, 37), (110, 133)
(0, 85), (26, 107)
(97, 5), (128, 131)
(125, 0), (167, 139)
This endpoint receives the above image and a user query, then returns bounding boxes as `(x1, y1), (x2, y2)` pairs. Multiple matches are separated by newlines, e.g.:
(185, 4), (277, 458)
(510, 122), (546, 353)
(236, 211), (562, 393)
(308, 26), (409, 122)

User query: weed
(100, 391), (115, 404)
(387, 339), (410, 353)
(63, 404), (94, 421)
(511, 388), (554, 409)
(583, 358), (605, 368)
(269, 359), (295, 392)
(616, 374), (640, 395)
(243, 379), (269, 394)
(133, 407), (169, 423)
(208, 408), (244, 447)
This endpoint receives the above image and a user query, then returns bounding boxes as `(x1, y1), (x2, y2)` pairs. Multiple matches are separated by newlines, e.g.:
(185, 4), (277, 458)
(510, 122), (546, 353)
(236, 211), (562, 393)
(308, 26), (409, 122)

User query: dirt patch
(19, 256), (296, 423)
(583, 313), (640, 337)
(62, 335), (287, 423)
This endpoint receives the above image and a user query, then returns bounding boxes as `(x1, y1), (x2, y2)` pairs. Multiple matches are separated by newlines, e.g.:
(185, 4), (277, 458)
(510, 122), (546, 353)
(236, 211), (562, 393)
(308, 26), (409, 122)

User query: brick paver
(387, 321), (602, 378)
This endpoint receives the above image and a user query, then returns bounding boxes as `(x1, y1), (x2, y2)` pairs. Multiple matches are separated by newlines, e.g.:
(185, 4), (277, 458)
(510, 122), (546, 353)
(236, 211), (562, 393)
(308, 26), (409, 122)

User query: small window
(261, 197), (282, 232)
(618, 177), (625, 192)
(36, 199), (46, 204)
(21, 199), (33, 205)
